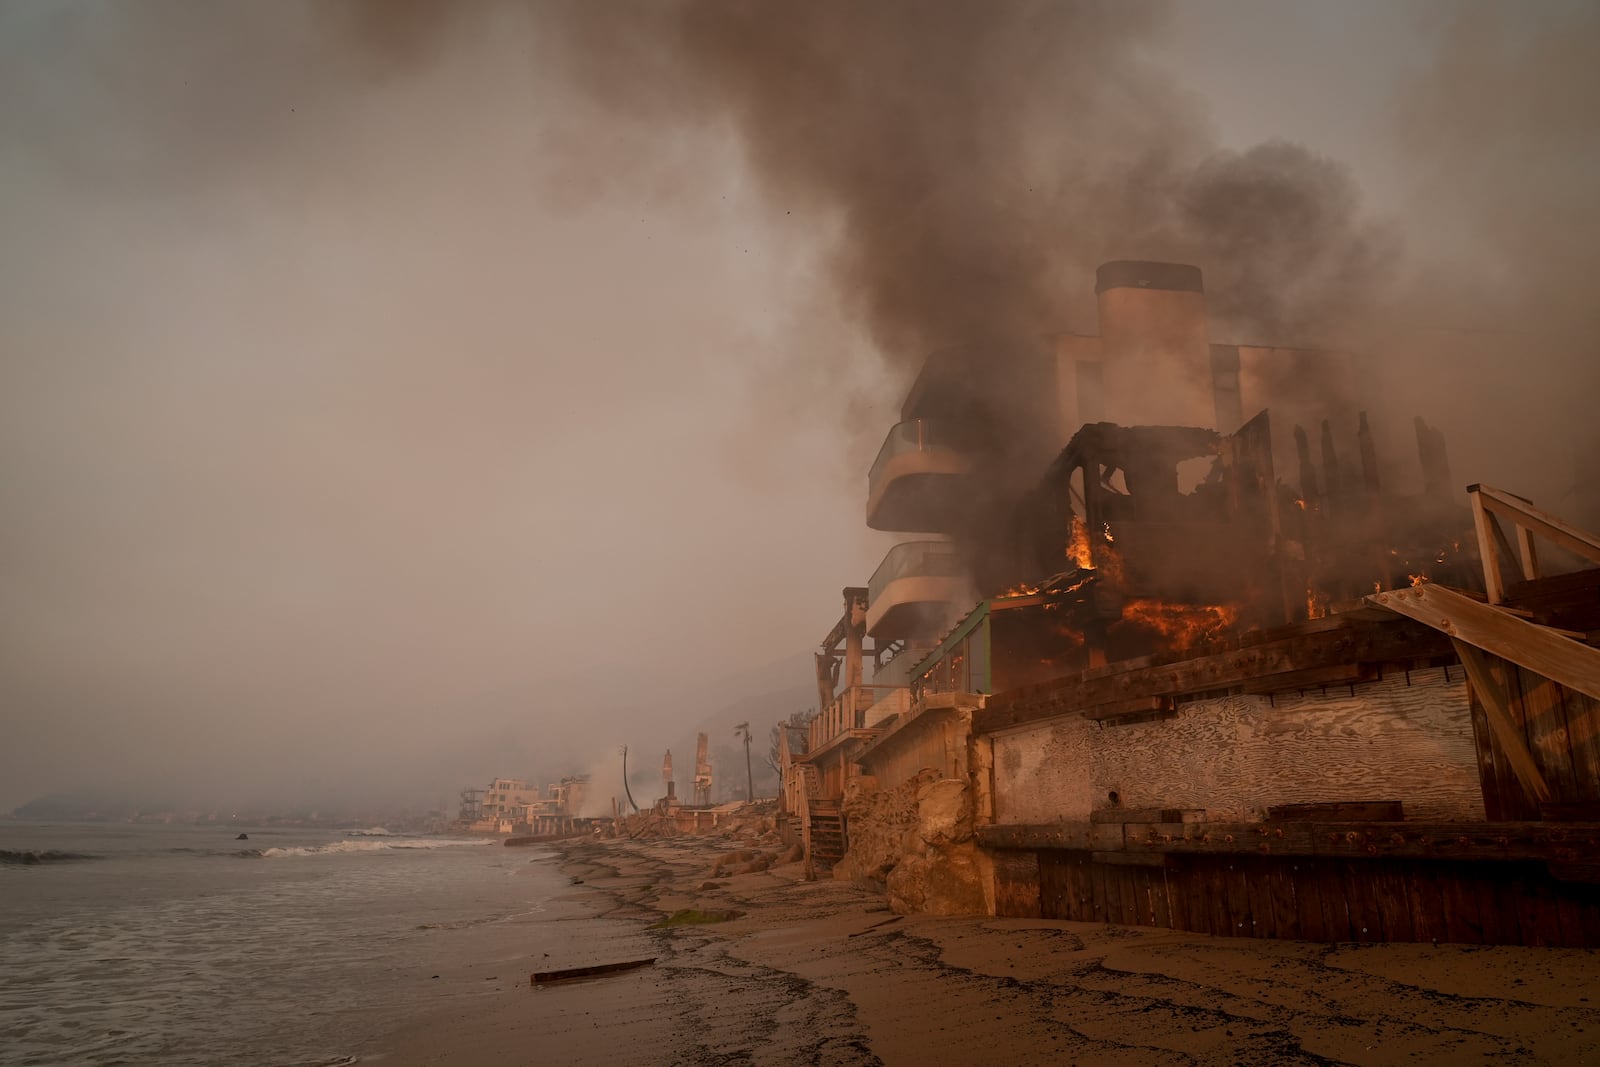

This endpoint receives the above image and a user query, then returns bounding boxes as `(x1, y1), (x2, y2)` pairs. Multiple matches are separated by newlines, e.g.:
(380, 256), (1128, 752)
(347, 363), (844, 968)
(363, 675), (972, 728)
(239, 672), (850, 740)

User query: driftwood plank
(531, 957), (657, 985)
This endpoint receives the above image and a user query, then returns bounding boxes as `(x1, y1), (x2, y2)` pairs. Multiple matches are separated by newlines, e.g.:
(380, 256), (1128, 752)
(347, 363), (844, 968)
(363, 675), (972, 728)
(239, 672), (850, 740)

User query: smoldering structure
(785, 261), (1600, 946)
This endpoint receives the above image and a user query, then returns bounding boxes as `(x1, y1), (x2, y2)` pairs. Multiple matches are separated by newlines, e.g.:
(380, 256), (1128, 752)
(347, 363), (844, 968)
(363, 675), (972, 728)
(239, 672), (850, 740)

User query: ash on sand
(368, 815), (1600, 1066)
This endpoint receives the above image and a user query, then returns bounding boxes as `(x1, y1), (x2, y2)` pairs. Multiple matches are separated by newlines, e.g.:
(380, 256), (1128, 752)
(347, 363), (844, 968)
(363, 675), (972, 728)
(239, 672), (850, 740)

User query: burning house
(781, 261), (1600, 945)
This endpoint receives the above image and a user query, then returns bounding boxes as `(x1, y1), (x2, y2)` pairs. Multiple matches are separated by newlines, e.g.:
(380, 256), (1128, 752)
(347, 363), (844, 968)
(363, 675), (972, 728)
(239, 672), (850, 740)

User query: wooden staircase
(808, 801), (847, 871)
(792, 763), (848, 874)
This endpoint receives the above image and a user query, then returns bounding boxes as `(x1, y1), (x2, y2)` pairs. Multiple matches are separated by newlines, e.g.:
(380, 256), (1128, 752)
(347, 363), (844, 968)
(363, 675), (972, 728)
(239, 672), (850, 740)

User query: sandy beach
(361, 827), (1600, 1066)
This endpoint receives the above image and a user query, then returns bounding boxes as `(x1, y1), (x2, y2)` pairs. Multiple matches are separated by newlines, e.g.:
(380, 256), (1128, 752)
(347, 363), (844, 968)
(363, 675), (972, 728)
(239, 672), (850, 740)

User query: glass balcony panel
(866, 419), (973, 532)
(866, 541), (972, 639)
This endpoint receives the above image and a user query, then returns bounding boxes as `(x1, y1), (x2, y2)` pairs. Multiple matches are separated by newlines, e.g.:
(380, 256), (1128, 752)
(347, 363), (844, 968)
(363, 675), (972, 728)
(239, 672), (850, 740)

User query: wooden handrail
(1468, 483), (1600, 603)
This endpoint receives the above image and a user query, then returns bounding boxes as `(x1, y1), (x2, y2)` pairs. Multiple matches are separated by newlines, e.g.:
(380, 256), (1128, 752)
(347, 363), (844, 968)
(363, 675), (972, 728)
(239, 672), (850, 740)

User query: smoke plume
(540, 0), (1597, 523)
(539, 1), (1390, 363)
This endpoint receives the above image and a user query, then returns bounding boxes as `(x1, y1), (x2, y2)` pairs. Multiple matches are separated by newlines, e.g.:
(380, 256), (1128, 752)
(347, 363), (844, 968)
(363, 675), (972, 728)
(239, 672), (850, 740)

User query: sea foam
(255, 837), (494, 859)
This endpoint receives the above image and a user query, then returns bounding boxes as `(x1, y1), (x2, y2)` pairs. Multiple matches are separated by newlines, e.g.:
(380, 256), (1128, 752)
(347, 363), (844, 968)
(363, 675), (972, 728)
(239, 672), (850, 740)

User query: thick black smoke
(537, 1), (1388, 364)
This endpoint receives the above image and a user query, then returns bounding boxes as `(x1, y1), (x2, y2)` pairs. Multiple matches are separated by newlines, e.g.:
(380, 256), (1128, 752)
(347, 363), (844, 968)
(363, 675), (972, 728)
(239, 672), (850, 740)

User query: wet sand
(366, 835), (1600, 1065)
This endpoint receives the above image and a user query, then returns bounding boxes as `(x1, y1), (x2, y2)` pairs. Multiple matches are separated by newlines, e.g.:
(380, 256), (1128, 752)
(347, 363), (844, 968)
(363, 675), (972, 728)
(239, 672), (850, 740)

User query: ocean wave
(344, 827), (391, 836)
(252, 837), (494, 859)
(0, 849), (99, 865)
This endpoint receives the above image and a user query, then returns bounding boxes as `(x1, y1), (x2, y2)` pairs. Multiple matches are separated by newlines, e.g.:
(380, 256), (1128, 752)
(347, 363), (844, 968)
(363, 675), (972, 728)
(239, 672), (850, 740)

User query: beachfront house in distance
(781, 261), (1600, 946)
(465, 775), (591, 835)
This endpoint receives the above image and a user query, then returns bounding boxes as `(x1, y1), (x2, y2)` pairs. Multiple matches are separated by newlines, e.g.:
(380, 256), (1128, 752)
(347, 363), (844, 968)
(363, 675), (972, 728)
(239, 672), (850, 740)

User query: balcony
(806, 685), (908, 754)
(866, 419), (973, 532)
(866, 540), (972, 639)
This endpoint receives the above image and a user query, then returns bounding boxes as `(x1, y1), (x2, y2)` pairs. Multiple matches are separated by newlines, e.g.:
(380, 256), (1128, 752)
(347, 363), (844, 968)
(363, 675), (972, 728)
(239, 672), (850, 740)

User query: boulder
(916, 778), (972, 846)
(886, 843), (987, 916)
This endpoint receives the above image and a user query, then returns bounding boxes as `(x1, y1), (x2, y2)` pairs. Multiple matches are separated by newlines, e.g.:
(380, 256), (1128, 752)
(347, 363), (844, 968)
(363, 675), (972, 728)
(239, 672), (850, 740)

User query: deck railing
(1468, 483), (1600, 603)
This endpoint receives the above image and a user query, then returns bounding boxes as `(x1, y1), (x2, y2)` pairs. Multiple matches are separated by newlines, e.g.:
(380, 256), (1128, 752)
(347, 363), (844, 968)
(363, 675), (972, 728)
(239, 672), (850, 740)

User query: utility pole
(734, 722), (753, 802)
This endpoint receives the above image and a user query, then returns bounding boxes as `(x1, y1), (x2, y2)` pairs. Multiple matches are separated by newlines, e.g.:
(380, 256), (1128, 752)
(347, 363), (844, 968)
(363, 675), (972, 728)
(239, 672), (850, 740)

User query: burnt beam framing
(974, 615), (1453, 735)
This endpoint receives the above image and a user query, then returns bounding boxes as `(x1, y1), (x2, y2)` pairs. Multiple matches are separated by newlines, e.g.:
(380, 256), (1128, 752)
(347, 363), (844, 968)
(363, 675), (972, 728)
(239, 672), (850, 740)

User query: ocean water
(0, 821), (573, 1066)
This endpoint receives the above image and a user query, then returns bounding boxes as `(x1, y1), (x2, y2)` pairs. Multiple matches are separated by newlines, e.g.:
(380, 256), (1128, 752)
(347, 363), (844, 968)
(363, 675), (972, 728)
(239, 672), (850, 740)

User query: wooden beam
(1092, 850), (1168, 867)
(1471, 483), (1600, 570)
(1453, 640), (1553, 805)
(981, 819), (1600, 866)
(1516, 523), (1541, 583)
(1090, 807), (1206, 824)
(531, 957), (657, 984)
(1267, 800), (1403, 822)
(976, 617), (1451, 736)
(1082, 695), (1175, 723)
(1240, 662), (1377, 695)
(1369, 584), (1600, 701)
(975, 822), (1124, 851)
(1471, 487), (1508, 603)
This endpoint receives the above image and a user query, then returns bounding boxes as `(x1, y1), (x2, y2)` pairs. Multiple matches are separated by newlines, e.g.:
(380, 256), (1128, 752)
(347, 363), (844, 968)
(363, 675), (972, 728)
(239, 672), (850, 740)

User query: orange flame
(1115, 598), (1240, 653)
(1067, 516), (1094, 570)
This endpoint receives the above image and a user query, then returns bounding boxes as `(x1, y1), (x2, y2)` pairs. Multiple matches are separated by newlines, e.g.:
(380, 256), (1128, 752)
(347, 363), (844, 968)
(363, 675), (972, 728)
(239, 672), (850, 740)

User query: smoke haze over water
(1, 2), (1596, 813)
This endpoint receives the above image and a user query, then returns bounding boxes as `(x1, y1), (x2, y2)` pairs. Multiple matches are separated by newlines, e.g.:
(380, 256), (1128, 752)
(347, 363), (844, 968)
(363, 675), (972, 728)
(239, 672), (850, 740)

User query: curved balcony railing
(866, 540), (970, 639)
(866, 419), (972, 532)
(868, 540), (964, 605)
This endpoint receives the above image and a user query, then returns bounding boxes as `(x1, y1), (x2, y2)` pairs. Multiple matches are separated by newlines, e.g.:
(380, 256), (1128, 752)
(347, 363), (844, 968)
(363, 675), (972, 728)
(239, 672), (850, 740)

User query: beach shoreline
(364, 830), (1600, 1065)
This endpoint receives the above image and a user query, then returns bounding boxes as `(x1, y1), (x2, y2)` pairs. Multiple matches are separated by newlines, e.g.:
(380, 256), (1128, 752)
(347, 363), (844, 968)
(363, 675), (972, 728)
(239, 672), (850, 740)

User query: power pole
(735, 722), (753, 802)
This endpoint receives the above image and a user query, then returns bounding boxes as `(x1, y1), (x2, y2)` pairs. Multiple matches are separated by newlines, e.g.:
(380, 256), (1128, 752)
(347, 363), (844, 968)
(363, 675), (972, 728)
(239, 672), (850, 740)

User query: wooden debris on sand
(530, 957), (657, 986)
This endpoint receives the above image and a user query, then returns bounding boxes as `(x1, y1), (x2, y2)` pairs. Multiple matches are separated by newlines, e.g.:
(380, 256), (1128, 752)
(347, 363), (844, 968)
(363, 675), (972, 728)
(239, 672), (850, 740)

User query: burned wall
(991, 667), (1483, 824)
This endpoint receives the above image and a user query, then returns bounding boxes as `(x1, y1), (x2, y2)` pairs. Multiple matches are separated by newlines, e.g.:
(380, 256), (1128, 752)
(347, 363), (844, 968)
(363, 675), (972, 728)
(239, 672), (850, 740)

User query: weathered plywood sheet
(993, 716), (1095, 824)
(994, 668), (1483, 824)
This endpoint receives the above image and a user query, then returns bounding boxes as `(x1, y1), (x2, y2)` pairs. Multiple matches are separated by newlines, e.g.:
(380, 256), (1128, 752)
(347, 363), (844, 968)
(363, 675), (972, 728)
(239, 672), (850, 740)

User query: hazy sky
(2, 2), (1594, 813)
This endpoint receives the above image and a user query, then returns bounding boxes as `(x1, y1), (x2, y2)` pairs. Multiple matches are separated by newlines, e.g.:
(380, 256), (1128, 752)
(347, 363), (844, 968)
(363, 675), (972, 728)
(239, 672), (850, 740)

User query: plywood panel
(992, 717), (1095, 824)
(1087, 673), (1482, 821)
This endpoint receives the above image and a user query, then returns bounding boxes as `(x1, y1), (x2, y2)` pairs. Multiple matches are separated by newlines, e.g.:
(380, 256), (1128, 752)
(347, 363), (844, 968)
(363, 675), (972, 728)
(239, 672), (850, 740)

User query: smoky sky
(2, 1), (1596, 813)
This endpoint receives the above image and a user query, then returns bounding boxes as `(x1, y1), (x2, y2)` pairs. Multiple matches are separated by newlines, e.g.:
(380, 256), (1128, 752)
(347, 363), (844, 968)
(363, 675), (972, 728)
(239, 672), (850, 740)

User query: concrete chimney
(1094, 261), (1214, 427)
